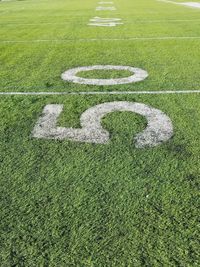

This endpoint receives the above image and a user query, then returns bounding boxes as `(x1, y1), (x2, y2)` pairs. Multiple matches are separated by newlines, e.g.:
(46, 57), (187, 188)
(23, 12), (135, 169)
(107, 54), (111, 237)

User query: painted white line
(132, 19), (200, 22)
(158, 0), (200, 8)
(61, 65), (148, 85)
(1, 36), (200, 43)
(182, 2), (200, 8)
(0, 90), (200, 96)
(1, 19), (200, 26)
(32, 102), (173, 148)
(158, 0), (185, 5)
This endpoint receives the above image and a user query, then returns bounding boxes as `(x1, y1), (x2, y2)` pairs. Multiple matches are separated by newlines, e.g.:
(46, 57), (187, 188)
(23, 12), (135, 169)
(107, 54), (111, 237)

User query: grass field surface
(0, 0), (199, 266)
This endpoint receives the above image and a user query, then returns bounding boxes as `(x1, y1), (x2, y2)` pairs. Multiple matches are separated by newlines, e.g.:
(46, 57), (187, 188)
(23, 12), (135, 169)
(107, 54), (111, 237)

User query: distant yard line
(158, 0), (200, 8)
(1, 36), (200, 43)
(0, 90), (200, 96)
(1, 19), (200, 25)
(158, 0), (186, 4)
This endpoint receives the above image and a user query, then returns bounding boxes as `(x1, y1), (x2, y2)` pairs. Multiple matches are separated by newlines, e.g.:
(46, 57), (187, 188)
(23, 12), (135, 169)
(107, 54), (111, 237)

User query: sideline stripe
(0, 90), (200, 96)
(1, 36), (200, 43)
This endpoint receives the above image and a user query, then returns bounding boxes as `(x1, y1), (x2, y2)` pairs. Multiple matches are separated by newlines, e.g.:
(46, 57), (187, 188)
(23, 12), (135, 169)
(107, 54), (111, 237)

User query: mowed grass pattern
(0, 0), (199, 266)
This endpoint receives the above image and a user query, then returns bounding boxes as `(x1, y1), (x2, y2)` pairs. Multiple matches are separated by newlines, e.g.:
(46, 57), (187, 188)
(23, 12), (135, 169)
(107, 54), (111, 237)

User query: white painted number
(98, 2), (114, 4)
(32, 102), (173, 148)
(90, 1), (120, 27)
(96, 6), (116, 10)
(61, 65), (148, 85)
(88, 17), (123, 27)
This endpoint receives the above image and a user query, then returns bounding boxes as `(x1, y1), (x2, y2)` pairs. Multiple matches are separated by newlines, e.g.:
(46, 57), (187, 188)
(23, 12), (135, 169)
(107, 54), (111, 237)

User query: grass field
(0, 0), (199, 266)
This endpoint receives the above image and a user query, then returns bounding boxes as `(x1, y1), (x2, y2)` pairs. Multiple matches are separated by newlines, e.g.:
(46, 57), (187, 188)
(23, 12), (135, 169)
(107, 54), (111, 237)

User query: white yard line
(1, 19), (200, 26)
(174, 2), (200, 8)
(0, 90), (199, 96)
(158, 0), (185, 5)
(0, 36), (200, 43)
(158, 0), (200, 9)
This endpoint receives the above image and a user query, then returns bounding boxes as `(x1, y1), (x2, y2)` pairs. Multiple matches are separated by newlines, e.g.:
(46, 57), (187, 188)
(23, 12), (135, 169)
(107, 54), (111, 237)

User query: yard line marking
(158, 0), (200, 9)
(32, 102), (173, 148)
(1, 36), (200, 43)
(181, 2), (200, 8)
(1, 19), (200, 26)
(131, 19), (200, 22)
(158, 0), (185, 5)
(0, 90), (200, 96)
(133, 19), (200, 22)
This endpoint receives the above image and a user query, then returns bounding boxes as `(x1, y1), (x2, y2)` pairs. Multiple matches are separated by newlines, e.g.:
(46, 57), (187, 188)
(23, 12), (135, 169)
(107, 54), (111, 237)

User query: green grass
(0, 0), (199, 266)
(78, 69), (133, 79)
(0, 0), (200, 92)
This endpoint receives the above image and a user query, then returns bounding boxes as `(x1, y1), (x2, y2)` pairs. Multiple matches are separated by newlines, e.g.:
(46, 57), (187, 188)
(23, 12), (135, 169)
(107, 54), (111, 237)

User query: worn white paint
(88, 22), (123, 26)
(0, 90), (200, 95)
(158, 0), (200, 8)
(158, 0), (183, 5)
(181, 2), (200, 8)
(2, 19), (200, 26)
(61, 65), (148, 85)
(98, 2), (114, 4)
(88, 17), (123, 27)
(32, 102), (173, 148)
(1, 36), (200, 43)
(90, 17), (121, 22)
(96, 6), (116, 10)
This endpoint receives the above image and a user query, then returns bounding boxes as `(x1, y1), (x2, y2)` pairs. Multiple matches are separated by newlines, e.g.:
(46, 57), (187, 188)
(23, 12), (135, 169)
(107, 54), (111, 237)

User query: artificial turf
(0, 0), (199, 266)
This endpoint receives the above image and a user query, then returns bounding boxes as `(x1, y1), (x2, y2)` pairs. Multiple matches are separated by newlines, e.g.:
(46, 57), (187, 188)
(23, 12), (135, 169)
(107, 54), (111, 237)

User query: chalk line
(158, 0), (200, 9)
(1, 19), (200, 26)
(0, 90), (200, 96)
(0, 36), (200, 43)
